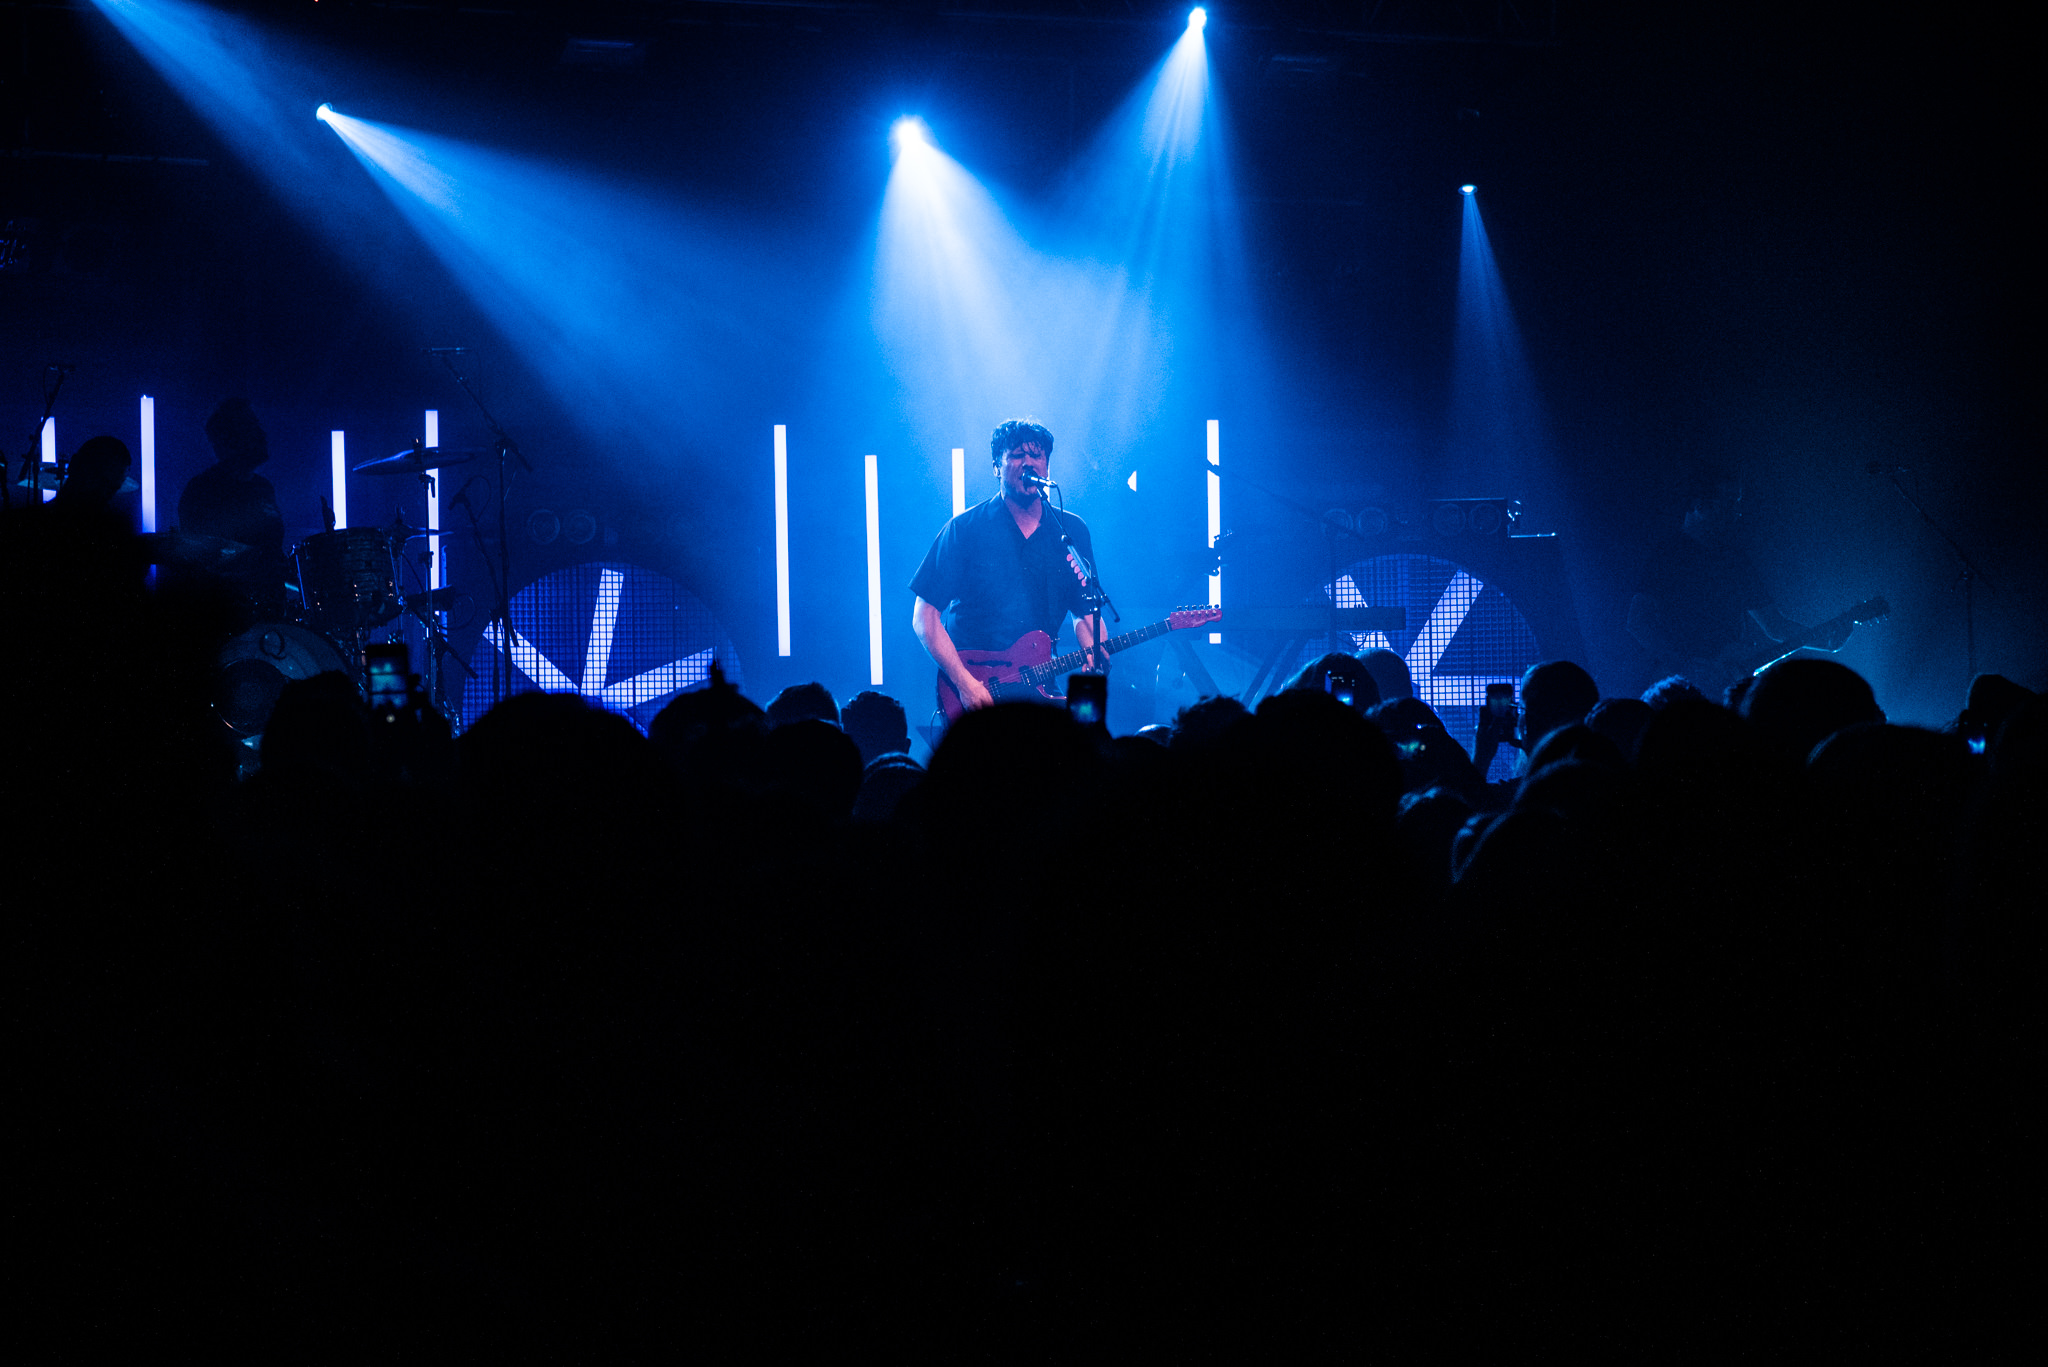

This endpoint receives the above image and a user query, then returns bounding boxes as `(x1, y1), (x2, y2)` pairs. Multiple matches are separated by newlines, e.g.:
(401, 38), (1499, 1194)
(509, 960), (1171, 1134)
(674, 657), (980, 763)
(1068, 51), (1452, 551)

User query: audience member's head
(1957, 673), (2033, 747)
(852, 751), (925, 824)
(1171, 693), (1252, 753)
(766, 681), (840, 729)
(1359, 648), (1414, 702)
(1741, 657), (1884, 765)
(841, 689), (910, 765)
(1520, 660), (1600, 750)
(1641, 674), (1708, 711)
(761, 717), (864, 822)
(1585, 699), (1654, 763)
(1282, 652), (1381, 712)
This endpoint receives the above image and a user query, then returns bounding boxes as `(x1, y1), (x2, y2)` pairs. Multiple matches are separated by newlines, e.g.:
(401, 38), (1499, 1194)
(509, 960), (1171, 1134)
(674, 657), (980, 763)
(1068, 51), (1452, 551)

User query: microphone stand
(1881, 467), (1994, 679)
(432, 351), (532, 710)
(1035, 477), (1117, 683)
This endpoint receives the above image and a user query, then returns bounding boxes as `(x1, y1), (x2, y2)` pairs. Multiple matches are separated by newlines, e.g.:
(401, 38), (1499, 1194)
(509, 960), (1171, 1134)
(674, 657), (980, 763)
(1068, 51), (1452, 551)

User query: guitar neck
(1020, 617), (1177, 689)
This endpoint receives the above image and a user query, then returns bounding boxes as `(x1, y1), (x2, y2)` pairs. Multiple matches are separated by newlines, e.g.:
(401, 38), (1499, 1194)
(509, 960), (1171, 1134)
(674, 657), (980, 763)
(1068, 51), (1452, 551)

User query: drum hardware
(352, 444), (483, 478)
(15, 465), (139, 494)
(137, 531), (250, 566)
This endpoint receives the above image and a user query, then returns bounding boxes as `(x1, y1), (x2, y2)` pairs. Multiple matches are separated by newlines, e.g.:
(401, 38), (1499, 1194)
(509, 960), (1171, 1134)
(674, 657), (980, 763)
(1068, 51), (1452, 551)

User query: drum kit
(198, 443), (487, 741)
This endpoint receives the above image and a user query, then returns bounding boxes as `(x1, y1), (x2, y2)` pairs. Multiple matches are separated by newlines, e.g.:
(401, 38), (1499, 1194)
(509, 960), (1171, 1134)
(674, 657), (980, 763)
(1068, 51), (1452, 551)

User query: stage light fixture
(1189, 8), (1207, 29)
(316, 102), (333, 122)
(890, 117), (929, 154)
(1461, 184), (1476, 195)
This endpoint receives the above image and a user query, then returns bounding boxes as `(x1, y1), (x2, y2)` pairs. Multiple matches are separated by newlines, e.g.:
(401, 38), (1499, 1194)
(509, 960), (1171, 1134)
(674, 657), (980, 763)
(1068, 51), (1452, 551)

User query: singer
(910, 419), (1104, 713)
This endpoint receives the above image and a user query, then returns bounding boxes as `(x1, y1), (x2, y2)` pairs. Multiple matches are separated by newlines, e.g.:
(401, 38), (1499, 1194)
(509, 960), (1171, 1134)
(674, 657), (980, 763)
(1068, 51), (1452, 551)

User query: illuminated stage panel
(1307, 553), (1543, 782)
(462, 562), (744, 735)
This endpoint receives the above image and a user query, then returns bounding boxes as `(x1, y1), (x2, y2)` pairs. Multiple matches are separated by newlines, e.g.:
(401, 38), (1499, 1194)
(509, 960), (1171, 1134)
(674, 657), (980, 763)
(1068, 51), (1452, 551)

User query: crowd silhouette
(9, 500), (2039, 1354)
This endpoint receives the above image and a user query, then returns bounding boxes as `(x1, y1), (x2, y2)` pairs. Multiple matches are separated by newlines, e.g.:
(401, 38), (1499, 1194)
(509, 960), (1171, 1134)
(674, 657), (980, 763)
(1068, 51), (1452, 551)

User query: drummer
(176, 398), (291, 623)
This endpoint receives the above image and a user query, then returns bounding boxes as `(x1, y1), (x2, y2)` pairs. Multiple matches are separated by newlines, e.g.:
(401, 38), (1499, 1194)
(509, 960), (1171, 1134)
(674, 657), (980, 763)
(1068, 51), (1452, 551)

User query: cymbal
(15, 468), (141, 494)
(138, 531), (250, 565)
(353, 446), (483, 477)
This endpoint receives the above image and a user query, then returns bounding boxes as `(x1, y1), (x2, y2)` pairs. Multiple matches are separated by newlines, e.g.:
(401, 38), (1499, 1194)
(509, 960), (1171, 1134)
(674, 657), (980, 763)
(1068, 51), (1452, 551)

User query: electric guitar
(1689, 595), (1891, 693)
(937, 606), (1222, 721)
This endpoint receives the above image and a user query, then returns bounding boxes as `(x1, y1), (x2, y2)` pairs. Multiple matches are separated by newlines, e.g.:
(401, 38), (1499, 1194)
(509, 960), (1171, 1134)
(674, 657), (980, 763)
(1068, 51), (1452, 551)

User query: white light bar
(41, 417), (56, 502)
(1207, 419), (1221, 642)
(330, 431), (348, 529)
(952, 446), (966, 516)
(139, 396), (157, 533)
(774, 424), (791, 656)
(865, 452), (884, 685)
(424, 409), (441, 589)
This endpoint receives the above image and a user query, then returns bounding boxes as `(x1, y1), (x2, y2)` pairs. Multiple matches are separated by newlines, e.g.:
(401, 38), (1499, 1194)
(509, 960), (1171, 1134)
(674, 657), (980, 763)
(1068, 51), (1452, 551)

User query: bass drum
(214, 622), (350, 738)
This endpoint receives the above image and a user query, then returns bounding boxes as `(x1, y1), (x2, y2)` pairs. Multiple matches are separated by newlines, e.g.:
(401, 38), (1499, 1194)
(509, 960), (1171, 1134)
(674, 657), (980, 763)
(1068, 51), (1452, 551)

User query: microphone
(1866, 461), (1911, 475)
(422, 346), (469, 355)
(1022, 473), (1057, 490)
(447, 473), (483, 512)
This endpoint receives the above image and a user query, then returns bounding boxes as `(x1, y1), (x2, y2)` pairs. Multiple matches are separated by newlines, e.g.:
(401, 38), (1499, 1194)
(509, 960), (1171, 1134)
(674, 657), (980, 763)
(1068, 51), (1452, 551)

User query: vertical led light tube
(951, 447), (966, 516)
(774, 425), (791, 656)
(41, 417), (56, 501)
(424, 409), (441, 589)
(865, 453), (884, 686)
(1206, 419), (1222, 643)
(139, 396), (157, 532)
(331, 431), (348, 529)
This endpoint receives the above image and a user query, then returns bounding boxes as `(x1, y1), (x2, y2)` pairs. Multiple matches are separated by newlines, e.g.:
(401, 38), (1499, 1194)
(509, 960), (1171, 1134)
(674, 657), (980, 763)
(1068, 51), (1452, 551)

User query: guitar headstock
(1168, 606), (1222, 631)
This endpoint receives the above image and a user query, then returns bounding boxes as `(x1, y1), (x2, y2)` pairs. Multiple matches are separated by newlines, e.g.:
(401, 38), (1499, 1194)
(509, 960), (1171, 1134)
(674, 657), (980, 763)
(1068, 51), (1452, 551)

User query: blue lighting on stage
(90, 0), (333, 181)
(870, 8), (1261, 630)
(873, 117), (1171, 482)
(314, 109), (801, 462)
(1461, 184), (1476, 195)
(1189, 8), (1208, 31)
(316, 102), (333, 122)
(1452, 188), (1549, 496)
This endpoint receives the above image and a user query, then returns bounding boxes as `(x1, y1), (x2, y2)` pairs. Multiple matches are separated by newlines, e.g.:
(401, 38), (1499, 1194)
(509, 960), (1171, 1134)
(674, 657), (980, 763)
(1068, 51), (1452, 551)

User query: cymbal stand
(432, 351), (532, 709)
(7, 363), (72, 513)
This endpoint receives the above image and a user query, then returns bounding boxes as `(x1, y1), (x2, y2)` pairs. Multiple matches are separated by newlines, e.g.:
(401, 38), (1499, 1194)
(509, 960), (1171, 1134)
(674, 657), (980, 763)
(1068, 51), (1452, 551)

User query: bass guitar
(938, 606), (1222, 721)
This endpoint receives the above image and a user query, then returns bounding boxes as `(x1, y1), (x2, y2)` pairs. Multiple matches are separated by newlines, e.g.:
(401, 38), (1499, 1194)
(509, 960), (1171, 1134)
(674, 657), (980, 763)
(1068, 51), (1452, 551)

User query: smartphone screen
(1067, 671), (1107, 728)
(1486, 681), (1515, 719)
(364, 644), (410, 711)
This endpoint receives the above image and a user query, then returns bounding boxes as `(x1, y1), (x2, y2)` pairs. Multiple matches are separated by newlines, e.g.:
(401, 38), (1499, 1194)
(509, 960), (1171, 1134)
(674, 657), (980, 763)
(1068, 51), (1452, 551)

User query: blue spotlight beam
(1452, 190), (1549, 497)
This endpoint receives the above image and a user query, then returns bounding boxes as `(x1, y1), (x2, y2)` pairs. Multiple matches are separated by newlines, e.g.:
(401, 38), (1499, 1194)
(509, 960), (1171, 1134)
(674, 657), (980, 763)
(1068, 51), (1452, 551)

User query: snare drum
(295, 528), (399, 634)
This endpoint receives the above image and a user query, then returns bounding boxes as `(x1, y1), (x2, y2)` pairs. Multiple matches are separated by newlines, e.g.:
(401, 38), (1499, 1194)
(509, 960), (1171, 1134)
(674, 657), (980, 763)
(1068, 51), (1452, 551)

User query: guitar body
(938, 632), (1059, 720)
(934, 606), (1222, 723)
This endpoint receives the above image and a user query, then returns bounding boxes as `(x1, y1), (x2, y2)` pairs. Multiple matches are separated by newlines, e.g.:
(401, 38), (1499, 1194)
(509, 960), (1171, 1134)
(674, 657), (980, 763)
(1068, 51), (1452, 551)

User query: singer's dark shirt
(909, 495), (1100, 651)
